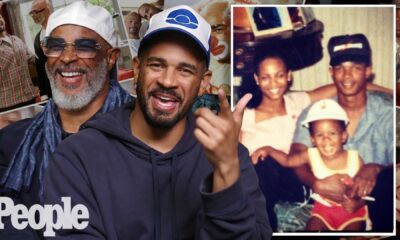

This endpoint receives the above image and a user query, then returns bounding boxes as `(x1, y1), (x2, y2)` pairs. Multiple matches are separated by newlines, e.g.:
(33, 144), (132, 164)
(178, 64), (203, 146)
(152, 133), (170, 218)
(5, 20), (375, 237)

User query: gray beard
(45, 59), (109, 111)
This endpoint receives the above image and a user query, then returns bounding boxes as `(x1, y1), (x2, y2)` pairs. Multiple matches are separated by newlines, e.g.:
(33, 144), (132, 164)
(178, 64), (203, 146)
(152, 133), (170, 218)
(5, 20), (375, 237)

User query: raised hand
(250, 146), (270, 165)
(194, 89), (252, 192)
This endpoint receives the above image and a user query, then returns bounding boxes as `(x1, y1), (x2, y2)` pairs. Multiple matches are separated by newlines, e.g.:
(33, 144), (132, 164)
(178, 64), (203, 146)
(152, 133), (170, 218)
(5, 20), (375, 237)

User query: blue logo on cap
(166, 9), (198, 29)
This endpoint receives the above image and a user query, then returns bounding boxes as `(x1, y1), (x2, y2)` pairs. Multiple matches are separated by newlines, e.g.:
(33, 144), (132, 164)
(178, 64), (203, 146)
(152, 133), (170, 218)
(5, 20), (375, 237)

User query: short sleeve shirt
(0, 35), (38, 108)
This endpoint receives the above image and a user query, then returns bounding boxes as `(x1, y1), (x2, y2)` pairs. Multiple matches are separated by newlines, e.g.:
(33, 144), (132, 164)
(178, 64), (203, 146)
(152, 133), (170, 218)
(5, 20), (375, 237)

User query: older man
(45, 5), (272, 239)
(125, 11), (141, 40)
(0, 14), (38, 112)
(0, 1), (132, 238)
(30, 0), (52, 99)
(125, 11), (141, 56)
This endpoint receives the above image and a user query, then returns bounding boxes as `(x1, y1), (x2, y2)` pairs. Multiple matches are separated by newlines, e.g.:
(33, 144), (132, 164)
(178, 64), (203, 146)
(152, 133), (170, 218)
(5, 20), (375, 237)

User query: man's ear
(310, 136), (316, 147)
(107, 48), (120, 71)
(341, 131), (348, 144)
(133, 56), (140, 76)
(198, 70), (212, 96)
(329, 66), (333, 77)
(365, 66), (372, 79)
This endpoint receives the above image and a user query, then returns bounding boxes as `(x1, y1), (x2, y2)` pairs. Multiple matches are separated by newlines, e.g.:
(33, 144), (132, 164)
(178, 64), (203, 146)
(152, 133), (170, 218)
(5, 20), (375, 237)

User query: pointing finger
(217, 88), (231, 119)
(233, 93), (252, 123)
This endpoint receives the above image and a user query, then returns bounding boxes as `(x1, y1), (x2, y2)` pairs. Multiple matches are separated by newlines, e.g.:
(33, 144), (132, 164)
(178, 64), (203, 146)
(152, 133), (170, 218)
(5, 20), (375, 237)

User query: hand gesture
(194, 89), (252, 192)
(349, 164), (380, 198)
(250, 146), (270, 165)
(313, 173), (352, 203)
(342, 195), (365, 213)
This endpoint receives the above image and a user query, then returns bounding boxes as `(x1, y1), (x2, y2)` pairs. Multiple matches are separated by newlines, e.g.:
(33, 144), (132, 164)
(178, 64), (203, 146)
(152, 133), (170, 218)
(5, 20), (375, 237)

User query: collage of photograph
(0, 0), (398, 239)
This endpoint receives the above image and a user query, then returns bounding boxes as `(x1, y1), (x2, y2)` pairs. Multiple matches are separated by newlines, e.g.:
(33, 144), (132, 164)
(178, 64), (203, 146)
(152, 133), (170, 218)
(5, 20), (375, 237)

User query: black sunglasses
(41, 37), (102, 59)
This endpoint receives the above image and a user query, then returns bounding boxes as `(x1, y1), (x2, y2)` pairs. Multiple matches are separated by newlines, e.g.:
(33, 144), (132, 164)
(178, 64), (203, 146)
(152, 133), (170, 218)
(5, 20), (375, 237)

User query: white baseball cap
(302, 99), (349, 128)
(139, 5), (211, 67)
(45, 1), (116, 47)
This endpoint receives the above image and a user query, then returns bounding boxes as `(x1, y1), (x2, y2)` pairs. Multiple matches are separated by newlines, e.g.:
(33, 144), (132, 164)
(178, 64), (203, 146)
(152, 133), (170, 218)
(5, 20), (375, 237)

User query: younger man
(45, 5), (271, 239)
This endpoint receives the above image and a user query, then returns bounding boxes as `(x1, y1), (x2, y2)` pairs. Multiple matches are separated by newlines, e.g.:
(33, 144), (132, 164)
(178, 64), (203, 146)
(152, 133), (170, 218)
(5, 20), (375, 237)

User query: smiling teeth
(323, 146), (334, 152)
(269, 89), (279, 94)
(159, 96), (174, 101)
(61, 72), (81, 77)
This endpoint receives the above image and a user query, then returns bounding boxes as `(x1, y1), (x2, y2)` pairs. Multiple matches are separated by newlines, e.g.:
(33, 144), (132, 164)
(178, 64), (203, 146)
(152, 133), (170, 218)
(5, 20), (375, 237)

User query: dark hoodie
(44, 102), (272, 239)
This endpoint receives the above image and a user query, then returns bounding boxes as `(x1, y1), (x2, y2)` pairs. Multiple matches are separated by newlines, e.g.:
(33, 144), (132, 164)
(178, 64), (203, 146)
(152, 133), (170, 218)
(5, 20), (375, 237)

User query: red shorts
(311, 201), (369, 230)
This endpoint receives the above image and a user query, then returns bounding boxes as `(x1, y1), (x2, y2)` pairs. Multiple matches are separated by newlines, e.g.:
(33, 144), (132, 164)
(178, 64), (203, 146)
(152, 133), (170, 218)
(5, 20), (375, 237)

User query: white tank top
(308, 148), (360, 179)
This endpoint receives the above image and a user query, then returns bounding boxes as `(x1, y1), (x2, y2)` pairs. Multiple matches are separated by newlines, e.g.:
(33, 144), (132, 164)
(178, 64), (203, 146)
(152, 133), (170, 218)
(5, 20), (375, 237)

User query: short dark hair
(254, 51), (290, 75)
(308, 120), (347, 136)
(138, 31), (207, 70)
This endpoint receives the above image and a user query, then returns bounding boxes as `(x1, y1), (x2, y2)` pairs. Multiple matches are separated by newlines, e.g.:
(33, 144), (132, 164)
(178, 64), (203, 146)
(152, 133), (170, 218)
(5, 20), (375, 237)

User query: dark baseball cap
(328, 33), (371, 66)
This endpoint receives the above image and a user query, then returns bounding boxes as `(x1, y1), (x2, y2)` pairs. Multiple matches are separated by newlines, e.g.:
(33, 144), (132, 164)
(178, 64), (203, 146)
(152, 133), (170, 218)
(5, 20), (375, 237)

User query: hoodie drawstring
(151, 151), (161, 240)
(151, 151), (179, 240)
(170, 154), (178, 239)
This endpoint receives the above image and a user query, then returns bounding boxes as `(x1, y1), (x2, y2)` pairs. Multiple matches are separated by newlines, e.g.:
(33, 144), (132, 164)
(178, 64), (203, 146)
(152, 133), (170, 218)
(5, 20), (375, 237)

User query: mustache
(45, 59), (108, 78)
(149, 87), (182, 102)
(48, 66), (88, 75)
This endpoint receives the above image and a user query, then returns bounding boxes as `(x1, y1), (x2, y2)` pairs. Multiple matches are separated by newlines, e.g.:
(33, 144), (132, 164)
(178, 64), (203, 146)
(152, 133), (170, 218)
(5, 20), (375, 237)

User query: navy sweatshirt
(0, 119), (43, 240)
(44, 102), (272, 239)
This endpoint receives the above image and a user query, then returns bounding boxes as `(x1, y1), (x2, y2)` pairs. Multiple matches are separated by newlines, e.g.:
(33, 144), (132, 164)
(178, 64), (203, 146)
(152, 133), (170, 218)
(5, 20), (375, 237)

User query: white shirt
(240, 91), (311, 154)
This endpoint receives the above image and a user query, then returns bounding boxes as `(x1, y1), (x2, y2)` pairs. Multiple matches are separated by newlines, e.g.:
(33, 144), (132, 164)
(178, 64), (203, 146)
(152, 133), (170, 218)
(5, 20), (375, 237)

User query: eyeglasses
(29, 8), (45, 15)
(41, 37), (102, 59)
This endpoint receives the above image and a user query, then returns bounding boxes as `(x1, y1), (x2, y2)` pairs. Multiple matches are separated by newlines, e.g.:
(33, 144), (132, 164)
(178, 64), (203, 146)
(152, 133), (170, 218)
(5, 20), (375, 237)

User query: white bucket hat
(139, 5), (211, 67)
(45, 1), (116, 47)
(302, 99), (349, 128)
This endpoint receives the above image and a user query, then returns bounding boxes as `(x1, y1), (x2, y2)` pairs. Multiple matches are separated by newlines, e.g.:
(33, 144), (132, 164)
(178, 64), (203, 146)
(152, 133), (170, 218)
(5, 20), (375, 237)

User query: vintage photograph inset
(234, 5), (394, 234)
